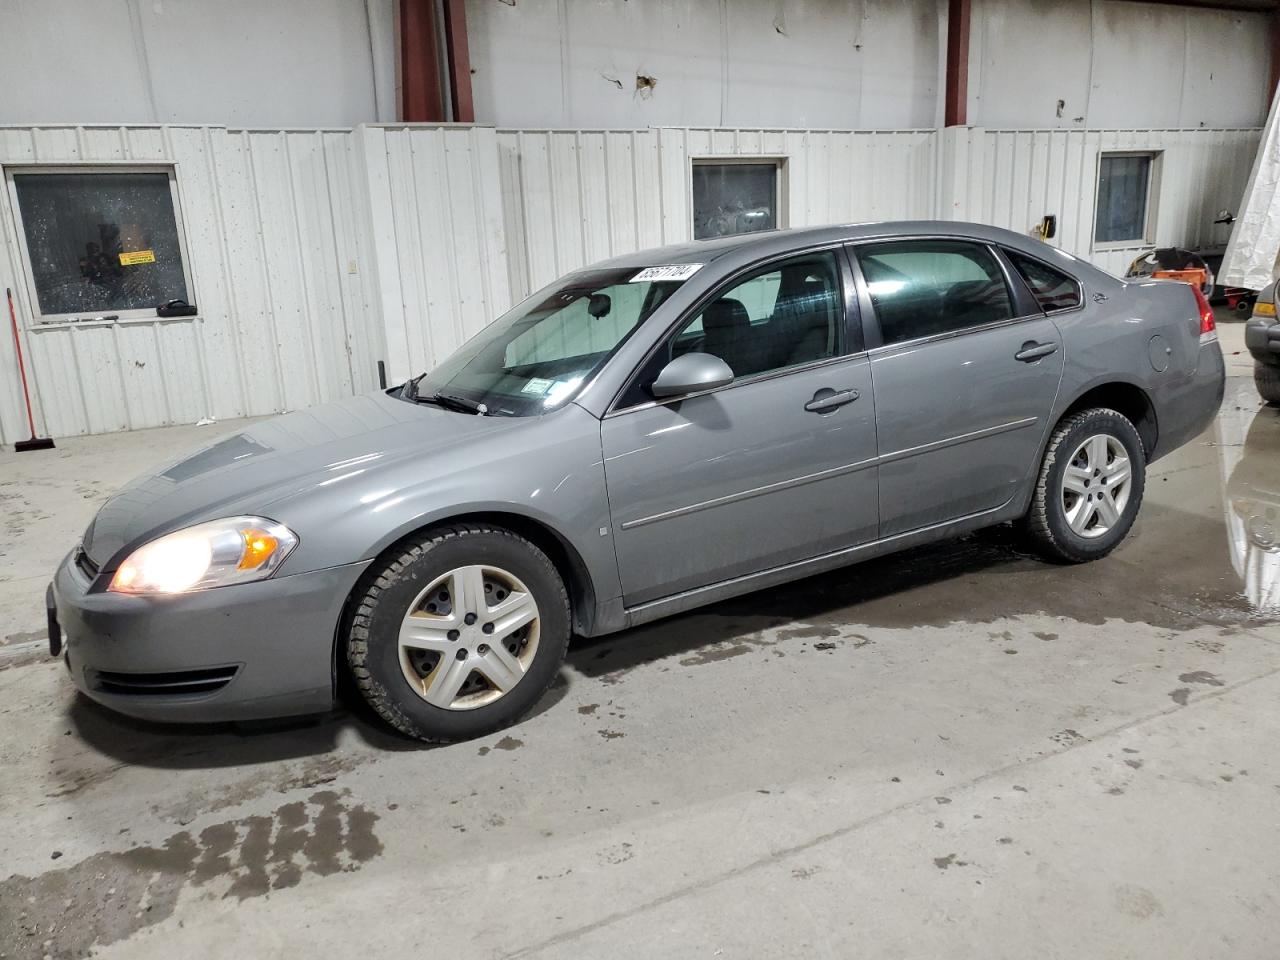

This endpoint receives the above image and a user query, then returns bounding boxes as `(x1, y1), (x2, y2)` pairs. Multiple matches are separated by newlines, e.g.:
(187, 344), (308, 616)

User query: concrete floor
(2, 321), (1279, 959)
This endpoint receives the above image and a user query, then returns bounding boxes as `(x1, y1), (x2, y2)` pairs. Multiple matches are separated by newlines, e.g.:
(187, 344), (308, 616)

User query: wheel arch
(331, 510), (601, 694)
(1056, 379), (1158, 459)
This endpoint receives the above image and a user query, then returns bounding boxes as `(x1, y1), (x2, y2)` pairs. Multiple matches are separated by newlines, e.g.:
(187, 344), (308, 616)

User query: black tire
(1022, 408), (1146, 564)
(1255, 362), (1280, 405)
(345, 524), (570, 742)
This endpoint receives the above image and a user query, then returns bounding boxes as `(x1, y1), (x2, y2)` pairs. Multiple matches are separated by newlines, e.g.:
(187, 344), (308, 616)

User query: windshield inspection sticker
(630, 264), (703, 283)
(521, 377), (554, 396)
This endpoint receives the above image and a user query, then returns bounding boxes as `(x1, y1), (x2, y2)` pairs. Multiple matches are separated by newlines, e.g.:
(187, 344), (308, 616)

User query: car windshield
(410, 266), (694, 416)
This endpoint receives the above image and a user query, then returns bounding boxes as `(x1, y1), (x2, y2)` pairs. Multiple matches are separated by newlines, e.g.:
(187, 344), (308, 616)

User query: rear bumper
(1150, 340), (1225, 462)
(50, 552), (372, 723)
(1245, 318), (1280, 366)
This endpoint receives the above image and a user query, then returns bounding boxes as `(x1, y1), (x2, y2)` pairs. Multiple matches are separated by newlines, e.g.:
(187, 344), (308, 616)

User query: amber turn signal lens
(238, 529), (280, 570)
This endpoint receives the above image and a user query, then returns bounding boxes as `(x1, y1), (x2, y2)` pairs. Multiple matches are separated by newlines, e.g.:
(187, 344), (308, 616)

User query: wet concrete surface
(2, 323), (1280, 958)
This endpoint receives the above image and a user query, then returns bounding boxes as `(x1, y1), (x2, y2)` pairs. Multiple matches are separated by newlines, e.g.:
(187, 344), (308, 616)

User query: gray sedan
(49, 221), (1225, 741)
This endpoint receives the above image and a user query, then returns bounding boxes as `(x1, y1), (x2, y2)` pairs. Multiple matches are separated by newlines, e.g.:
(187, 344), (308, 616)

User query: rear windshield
(413, 267), (693, 416)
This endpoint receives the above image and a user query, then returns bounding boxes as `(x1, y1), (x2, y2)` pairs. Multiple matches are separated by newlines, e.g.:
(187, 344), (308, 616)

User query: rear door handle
(804, 388), (859, 413)
(1015, 340), (1058, 363)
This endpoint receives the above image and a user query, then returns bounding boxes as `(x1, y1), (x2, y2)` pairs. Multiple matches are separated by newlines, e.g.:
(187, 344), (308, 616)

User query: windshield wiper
(402, 374), (426, 401)
(423, 391), (489, 416)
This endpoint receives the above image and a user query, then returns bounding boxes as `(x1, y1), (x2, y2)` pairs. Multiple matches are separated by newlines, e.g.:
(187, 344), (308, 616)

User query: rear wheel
(1255, 361), (1280, 405)
(1023, 408), (1146, 563)
(346, 524), (570, 742)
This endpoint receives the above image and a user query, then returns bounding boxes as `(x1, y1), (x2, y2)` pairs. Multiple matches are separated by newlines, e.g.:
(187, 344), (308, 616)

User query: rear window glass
(855, 240), (1014, 346)
(1006, 250), (1082, 311)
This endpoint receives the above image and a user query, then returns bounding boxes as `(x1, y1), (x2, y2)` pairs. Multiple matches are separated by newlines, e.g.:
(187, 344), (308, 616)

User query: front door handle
(804, 387), (859, 413)
(1015, 340), (1058, 363)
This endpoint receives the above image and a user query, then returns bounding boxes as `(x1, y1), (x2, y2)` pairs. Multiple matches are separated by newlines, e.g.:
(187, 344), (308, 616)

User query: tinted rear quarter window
(1005, 250), (1082, 312)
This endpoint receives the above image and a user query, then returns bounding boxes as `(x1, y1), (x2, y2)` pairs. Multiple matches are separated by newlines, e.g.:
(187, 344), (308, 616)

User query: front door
(851, 238), (1066, 537)
(601, 249), (880, 607)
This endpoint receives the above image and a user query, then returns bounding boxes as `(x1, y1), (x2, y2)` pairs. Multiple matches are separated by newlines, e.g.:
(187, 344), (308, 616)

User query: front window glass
(414, 267), (689, 417)
(670, 251), (842, 378)
(616, 250), (844, 408)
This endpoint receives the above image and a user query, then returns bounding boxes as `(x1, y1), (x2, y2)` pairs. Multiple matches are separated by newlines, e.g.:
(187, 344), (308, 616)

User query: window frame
(1092, 151), (1160, 250)
(689, 157), (789, 241)
(1000, 246), (1085, 317)
(848, 236), (1043, 353)
(606, 241), (861, 417)
(4, 163), (198, 326)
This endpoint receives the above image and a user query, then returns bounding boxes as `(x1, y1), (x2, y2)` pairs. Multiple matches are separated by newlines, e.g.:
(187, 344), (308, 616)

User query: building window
(692, 160), (782, 240)
(1094, 153), (1156, 245)
(7, 167), (193, 322)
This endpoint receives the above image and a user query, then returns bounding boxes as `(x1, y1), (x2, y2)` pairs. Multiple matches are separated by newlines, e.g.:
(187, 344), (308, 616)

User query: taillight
(1192, 285), (1216, 344)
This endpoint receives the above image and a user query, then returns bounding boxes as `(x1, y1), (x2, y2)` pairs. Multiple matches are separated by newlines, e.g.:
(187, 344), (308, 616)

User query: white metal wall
(498, 127), (936, 302)
(942, 127), (1261, 275)
(970, 0), (1270, 131)
(0, 0), (397, 127)
(359, 125), (511, 384)
(0, 125), (386, 446)
(468, 0), (1270, 132)
(0, 122), (1262, 445)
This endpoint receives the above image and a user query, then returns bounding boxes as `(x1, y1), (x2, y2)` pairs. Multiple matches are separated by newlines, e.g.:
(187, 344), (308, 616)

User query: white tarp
(1223, 90), (1280, 290)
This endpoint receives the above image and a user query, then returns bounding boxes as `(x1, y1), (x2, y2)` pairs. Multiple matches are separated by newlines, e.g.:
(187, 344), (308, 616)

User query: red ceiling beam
(398, 0), (474, 123)
(944, 0), (971, 127)
(442, 0), (475, 123)
(400, 0), (445, 122)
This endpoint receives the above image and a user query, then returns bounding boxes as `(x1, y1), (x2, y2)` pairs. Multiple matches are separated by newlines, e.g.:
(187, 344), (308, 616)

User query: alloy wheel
(398, 564), (541, 710)
(1061, 433), (1132, 539)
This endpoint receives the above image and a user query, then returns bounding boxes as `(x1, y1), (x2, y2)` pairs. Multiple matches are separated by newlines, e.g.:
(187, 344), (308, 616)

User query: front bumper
(1245, 318), (1280, 366)
(50, 552), (372, 723)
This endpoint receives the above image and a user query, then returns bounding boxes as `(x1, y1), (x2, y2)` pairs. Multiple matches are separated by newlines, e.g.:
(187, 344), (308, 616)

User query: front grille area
(91, 665), (239, 697)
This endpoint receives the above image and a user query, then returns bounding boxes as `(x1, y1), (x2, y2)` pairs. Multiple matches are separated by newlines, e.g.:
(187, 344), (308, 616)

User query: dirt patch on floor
(0, 789), (381, 958)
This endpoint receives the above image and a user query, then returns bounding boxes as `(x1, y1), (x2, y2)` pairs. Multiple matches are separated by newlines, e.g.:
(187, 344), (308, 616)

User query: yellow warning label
(118, 249), (156, 266)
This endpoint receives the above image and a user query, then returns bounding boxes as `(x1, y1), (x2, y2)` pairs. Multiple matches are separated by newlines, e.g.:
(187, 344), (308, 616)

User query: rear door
(851, 238), (1066, 537)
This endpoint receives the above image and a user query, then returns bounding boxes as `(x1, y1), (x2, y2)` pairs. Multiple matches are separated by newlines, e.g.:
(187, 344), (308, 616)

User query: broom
(6, 287), (55, 451)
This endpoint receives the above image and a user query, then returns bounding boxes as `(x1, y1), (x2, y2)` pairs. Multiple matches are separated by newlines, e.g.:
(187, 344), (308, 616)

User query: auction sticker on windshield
(630, 264), (703, 283)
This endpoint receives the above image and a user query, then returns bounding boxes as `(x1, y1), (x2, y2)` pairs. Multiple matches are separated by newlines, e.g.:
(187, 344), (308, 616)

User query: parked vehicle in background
(49, 222), (1225, 742)
(1247, 280), (1280, 403)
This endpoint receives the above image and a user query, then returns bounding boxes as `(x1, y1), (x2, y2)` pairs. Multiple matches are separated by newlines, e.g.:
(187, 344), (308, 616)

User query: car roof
(586, 220), (1094, 274)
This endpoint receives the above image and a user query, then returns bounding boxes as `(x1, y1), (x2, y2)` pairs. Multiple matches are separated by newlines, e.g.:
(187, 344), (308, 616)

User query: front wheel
(1255, 361), (1280, 405)
(345, 524), (571, 742)
(1022, 408), (1146, 563)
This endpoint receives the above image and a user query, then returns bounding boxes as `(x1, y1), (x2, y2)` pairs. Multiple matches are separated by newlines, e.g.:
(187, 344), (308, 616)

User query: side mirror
(649, 352), (734, 399)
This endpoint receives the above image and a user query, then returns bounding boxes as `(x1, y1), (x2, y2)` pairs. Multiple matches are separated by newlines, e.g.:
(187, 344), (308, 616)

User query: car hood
(82, 390), (525, 568)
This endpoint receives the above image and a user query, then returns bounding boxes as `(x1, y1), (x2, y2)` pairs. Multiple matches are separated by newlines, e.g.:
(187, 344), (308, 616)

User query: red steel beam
(400, 0), (445, 122)
(944, 0), (971, 127)
(442, 0), (475, 123)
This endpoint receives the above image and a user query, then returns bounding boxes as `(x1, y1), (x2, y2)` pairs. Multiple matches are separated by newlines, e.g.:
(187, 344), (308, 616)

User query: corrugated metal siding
(974, 127), (1259, 275)
(359, 125), (510, 384)
(497, 127), (936, 303)
(0, 122), (1261, 444)
(0, 125), (384, 446)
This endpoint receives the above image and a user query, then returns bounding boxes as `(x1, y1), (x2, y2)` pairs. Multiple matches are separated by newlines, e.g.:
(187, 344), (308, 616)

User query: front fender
(271, 403), (622, 606)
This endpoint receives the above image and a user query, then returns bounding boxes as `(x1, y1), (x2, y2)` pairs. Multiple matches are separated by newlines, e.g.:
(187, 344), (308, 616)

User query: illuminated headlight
(108, 517), (298, 595)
